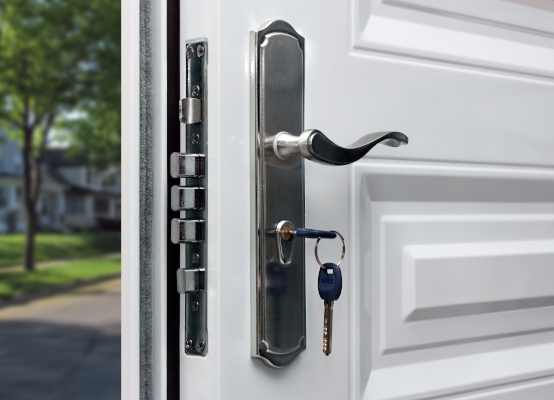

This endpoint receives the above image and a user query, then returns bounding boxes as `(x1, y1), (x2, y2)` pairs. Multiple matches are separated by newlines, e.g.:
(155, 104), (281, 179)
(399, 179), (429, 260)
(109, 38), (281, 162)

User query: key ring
(315, 231), (345, 270)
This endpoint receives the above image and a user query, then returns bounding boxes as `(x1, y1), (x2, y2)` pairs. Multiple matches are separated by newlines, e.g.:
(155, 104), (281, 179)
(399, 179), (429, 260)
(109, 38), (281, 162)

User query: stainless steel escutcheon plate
(251, 20), (306, 368)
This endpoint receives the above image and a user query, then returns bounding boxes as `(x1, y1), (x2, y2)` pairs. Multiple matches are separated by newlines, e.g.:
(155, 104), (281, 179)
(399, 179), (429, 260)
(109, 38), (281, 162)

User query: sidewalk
(0, 278), (121, 400)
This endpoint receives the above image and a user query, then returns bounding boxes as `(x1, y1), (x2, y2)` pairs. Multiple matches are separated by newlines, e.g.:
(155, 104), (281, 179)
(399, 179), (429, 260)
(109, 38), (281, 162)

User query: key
(318, 262), (342, 355)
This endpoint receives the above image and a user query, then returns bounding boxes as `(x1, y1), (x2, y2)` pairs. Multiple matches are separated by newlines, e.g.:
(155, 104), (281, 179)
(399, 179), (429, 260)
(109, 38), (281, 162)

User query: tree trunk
(22, 125), (40, 272)
(23, 202), (36, 272)
(21, 112), (52, 272)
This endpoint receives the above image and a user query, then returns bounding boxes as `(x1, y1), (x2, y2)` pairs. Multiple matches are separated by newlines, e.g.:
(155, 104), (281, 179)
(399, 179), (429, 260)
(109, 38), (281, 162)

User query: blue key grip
(295, 228), (336, 239)
(318, 262), (342, 301)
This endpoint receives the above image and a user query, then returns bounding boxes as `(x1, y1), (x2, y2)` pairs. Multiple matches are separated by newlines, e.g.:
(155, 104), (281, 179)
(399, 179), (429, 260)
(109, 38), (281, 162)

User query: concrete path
(0, 278), (121, 400)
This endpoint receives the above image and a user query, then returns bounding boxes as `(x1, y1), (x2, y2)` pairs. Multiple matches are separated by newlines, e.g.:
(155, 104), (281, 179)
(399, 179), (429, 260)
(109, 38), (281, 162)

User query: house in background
(0, 132), (120, 233)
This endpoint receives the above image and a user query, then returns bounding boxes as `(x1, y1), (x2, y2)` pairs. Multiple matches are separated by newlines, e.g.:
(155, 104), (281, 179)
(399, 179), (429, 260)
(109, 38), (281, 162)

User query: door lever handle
(271, 130), (408, 165)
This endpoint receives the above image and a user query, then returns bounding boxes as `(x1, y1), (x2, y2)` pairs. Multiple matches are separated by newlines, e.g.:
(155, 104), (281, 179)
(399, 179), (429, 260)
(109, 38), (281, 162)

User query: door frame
(121, 0), (140, 397)
(121, 0), (179, 398)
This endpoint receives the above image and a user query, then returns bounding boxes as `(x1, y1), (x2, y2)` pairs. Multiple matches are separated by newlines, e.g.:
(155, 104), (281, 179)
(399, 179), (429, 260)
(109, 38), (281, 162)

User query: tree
(0, 0), (121, 271)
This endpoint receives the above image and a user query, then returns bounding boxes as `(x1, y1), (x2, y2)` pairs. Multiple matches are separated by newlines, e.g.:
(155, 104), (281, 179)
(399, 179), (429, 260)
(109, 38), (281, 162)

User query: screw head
(186, 46), (194, 59)
(185, 339), (193, 350)
(192, 253), (200, 264)
(197, 45), (205, 57)
(191, 85), (200, 97)
(191, 301), (199, 312)
(192, 134), (200, 145)
(197, 340), (205, 352)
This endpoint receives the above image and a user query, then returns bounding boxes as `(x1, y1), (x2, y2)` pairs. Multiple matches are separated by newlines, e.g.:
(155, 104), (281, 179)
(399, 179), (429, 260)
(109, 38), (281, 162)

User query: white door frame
(121, 0), (172, 398)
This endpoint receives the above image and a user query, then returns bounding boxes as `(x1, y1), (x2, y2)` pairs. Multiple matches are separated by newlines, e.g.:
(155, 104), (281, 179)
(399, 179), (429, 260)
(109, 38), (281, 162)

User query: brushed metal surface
(177, 268), (205, 293)
(170, 186), (205, 211)
(179, 97), (202, 124)
(169, 153), (205, 178)
(251, 20), (306, 368)
(170, 218), (206, 244)
(182, 40), (208, 357)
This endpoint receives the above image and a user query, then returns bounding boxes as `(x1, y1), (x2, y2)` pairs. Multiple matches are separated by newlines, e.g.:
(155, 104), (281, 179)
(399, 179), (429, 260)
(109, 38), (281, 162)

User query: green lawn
(0, 232), (121, 268)
(0, 256), (121, 300)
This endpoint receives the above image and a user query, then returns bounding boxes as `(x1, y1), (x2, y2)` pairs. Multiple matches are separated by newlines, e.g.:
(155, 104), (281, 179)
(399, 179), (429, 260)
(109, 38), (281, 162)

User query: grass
(0, 256), (121, 300)
(0, 232), (121, 268)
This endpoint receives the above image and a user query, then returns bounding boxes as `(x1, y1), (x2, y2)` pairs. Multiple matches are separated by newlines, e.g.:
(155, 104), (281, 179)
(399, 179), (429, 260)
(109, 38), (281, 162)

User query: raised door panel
(353, 0), (554, 77)
(344, 3), (554, 397)
(352, 161), (554, 399)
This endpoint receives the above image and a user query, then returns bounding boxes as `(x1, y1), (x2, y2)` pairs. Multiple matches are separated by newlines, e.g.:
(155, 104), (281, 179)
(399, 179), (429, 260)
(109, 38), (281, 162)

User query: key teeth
(323, 300), (333, 356)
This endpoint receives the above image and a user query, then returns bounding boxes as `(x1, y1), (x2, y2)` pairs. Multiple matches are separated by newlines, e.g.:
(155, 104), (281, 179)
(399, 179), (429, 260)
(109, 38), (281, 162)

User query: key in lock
(275, 220), (336, 266)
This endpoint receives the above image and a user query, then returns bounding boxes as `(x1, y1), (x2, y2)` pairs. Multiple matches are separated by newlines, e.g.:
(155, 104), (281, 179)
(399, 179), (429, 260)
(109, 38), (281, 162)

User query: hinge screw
(186, 46), (194, 59)
(192, 134), (200, 144)
(197, 45), (205, 57)
(191, 85), (200, 97)
(191, 301), (199, 312)
(197, 340), (205, 352)
(185, 339), (193, 350)
(192, 253), (200, 264)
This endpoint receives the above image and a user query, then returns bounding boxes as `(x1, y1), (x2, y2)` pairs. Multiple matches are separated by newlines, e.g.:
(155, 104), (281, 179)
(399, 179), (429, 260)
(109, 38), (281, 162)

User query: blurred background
(0, 0), (121, 398)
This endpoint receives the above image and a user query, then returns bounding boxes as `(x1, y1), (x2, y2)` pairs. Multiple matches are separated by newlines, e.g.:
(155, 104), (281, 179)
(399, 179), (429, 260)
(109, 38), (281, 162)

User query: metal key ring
(315, 230), (345, 270)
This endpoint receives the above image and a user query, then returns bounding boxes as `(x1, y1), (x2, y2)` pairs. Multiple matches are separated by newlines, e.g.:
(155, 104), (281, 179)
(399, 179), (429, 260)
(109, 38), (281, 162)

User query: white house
(0, 133), (120, 233)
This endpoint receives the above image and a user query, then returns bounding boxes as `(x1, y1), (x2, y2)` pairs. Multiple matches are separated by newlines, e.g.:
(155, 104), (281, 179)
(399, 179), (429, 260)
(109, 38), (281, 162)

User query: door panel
(354, 0), (554, 77)
(179, 0), (554, 398)
(352, 161), (554, 398)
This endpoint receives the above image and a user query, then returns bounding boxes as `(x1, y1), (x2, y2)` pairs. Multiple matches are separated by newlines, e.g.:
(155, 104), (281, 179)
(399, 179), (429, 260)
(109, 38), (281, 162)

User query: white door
(176, 1), (554, 399)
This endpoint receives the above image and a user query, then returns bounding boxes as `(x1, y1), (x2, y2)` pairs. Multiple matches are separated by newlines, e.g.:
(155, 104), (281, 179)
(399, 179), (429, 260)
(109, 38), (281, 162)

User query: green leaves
(0, 0), (121, 166)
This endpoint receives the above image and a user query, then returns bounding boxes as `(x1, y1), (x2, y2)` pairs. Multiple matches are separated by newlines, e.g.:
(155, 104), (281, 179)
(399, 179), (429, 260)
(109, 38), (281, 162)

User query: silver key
(323, 300), (334, 355)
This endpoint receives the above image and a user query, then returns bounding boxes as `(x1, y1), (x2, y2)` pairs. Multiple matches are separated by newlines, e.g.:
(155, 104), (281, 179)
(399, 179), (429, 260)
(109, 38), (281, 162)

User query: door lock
(251, 20), (409, 368)
(170, 39), (208, 357)
(275, 220), (336, 266)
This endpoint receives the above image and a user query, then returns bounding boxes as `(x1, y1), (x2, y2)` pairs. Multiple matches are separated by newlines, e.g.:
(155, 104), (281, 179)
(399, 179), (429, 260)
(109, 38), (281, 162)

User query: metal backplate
(182, 40), (207, 356)
(251, 20), (305, 368)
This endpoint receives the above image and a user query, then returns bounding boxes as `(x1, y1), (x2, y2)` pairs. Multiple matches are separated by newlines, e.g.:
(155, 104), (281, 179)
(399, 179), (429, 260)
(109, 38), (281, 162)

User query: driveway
(0, 278), (121, 400)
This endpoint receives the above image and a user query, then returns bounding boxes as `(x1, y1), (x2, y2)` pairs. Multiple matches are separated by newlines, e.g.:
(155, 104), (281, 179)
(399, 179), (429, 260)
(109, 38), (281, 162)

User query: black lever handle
(271, 130), (408, 165)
